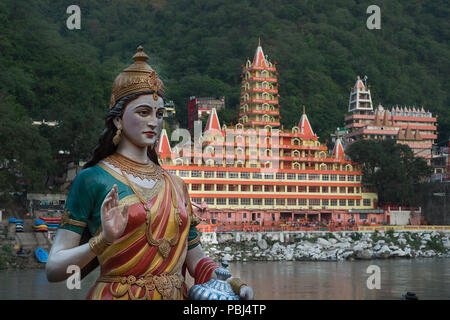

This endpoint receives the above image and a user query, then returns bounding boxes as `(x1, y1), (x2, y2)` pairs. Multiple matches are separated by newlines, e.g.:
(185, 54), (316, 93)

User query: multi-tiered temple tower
(239, 40), (280, 130)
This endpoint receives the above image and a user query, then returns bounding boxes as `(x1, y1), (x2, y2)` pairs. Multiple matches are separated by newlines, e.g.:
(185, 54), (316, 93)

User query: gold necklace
(105, 152), (163, 181)
(120, 169), (181, 259)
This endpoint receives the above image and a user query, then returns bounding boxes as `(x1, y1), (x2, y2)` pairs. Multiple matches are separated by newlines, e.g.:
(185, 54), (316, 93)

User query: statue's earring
(113, 128), (122, 146)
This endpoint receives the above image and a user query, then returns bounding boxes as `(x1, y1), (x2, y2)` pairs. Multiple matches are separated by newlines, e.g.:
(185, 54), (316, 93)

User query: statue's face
(119, 94), (164, 148)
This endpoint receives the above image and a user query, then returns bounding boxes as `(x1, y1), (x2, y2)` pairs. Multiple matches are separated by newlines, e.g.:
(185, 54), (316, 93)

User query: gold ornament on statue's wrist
(89, 233), (112, 256)
(229, 278), (247, 296)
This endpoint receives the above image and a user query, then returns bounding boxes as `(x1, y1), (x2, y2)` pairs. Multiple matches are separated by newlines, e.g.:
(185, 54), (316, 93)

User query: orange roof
(204, 107), (221, 132)
(332, 138), (345, 159)
(298, 107), (315, 139)
(252, 42), (269, 68)
(157, 128), (172, 159)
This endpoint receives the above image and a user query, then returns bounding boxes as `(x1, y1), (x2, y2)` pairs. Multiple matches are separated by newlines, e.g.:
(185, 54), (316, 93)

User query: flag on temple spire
(332, 138), (345, 159)
(298, 106), (315, 139)
(204, 107), (221, 132)
(157, 126), (172, 160)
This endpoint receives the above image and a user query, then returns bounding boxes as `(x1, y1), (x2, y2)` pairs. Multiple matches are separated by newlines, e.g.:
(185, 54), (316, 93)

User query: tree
(346, 139), (432, 206)
(0, 92), (52, 195)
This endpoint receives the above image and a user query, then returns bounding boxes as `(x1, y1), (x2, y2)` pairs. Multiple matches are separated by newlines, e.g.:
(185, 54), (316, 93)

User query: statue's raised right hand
(100, 184), (129, 243)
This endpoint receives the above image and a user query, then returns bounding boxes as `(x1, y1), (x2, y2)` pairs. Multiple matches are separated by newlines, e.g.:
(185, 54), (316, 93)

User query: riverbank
(200, 230), (450, 262)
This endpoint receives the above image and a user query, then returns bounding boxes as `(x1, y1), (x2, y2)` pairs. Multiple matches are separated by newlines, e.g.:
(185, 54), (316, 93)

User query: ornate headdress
(109, 46), (165, 109)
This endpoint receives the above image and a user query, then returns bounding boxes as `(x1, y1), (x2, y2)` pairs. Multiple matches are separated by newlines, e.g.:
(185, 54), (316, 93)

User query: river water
(0, 259), (448, 300)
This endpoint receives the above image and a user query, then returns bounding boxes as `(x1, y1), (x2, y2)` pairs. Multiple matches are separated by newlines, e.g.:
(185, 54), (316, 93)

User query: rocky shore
(200, 230), (450, 262)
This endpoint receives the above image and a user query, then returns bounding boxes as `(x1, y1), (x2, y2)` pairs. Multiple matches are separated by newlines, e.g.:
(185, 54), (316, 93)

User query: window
(339, 199), (346, 206)
(276, 198), (285, 205)
(264, 173), (274, 180)
(356, 199), (361, 206)
(339, 187), (346, 193)
(205, 198), (215, 205)
(228, 185), (238, 192)
(339, 175), (346, 181)
(309, 186), (320, 193)
(360, 213), (368, 220)
(253, 172), (262, 179)
(204, 171), (215, 178)
(241, 198), (250, 205)
(240, 172), (250, 179)
(309, 199), (320, 206)
(264, 185), (274, 192)
(322, 199), (329, 206)
(330, 186), (338, 193)
(179, 170), (189, 177)
(348, 187), (354, 193)
(191, 171), (202, 178)
(264, 198), (274, 205)
(253, 185), (262, 192)
(204, 184), (214, 191)
(356, 175), (361, 182)
(331, 199), (338, 206)
(253, 198), (262, 205)
(298, 173), (307, 180)
(287, 173), (296, 180)
(229, 172), (239, 179)
(287, 186), (296, 192)
(167, 170), (176, 175)
(216, 198), (227, 205)
(330, 175), (337, 181)
(298, 199), (307, 205)
(276, 173), (285, 179)
(347, 175), (354, 182)
(191, 197), (202, 203)
(229, 198), (238, 205)
(228, 212), (232, 218)
(309, 174), (320, 181)
(287, 199), (297, 206)
(241, 185), (250, 192)
(322, 174), (329, 181)
(298, 186), (307, 192)
(348, 199), (355, 206)
(276, 185), (285, 192)
(363, 199), (371, 206)
(217, 171), (227, 178)
(216, 184), (225, 191)
(322, 186), (329, 193)
(191, 184), (201, 191)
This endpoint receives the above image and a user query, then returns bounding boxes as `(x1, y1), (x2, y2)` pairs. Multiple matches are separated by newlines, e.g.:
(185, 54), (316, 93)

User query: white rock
(222, 253), (234, 261)
(329, 238), (337, 245)
(252, 246), (259, 252)
(224, 247), (232, 252)
(342, 251), (354, 259)
(257, 239), (268, 250)
(391, 249), (406, 257)
(373, 244), (381, 251)
(317, 238), (331, 246)
(352, 244), (364, 252)
(398, 238), (407, 245)
(376, 240), (385, 245)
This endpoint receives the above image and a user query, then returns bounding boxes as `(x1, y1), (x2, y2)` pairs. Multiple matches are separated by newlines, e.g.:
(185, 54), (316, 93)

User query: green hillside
(0, 0), (448, 192)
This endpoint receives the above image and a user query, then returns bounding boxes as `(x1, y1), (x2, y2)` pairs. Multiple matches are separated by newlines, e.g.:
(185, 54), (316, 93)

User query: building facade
(343, 76), (438, 162)
(157, 43), (383, 225)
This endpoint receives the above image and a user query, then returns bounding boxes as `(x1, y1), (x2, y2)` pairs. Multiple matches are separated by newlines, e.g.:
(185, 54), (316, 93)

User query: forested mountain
(0, 0), (448, 192)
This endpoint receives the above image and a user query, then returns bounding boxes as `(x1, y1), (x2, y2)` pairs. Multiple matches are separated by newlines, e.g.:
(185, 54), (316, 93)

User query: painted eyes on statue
(135, 108), (164, 119)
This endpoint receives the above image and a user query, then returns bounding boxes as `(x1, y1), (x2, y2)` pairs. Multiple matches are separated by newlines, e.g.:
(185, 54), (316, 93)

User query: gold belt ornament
(98, 273), (184, 300)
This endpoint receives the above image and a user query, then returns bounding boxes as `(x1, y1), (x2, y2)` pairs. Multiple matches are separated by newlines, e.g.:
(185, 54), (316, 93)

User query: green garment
(62, 164), (199, 248)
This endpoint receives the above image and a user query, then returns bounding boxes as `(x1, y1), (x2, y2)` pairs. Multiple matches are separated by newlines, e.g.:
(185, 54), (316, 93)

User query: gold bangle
(229, 278), (247, 295)
(89, 233), (112, 256)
